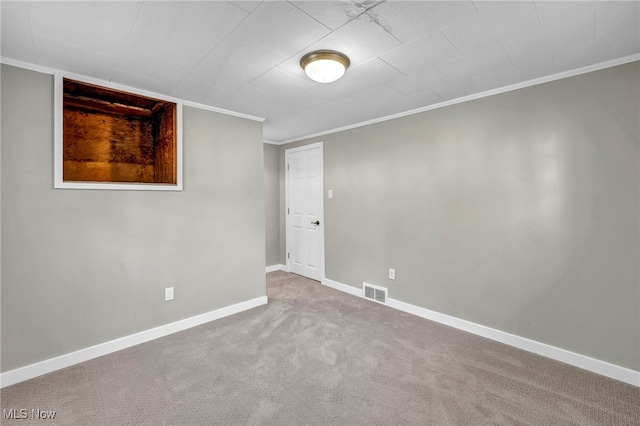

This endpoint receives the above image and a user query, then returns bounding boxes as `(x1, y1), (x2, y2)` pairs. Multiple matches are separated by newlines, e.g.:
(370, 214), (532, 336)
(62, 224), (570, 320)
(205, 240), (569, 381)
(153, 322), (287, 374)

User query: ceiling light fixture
(300, 50), (350, 83)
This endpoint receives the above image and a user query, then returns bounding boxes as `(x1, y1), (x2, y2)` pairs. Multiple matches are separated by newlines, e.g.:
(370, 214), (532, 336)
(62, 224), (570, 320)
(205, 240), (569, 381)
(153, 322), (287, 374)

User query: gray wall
(278, 62), (639, 371)
(264, 143), (282, 266)
(1, 64), (266, 372)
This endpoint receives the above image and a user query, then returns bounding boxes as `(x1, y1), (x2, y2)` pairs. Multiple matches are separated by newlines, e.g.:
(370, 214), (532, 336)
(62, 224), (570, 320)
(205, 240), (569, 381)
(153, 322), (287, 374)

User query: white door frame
(285, 142), (325, 281)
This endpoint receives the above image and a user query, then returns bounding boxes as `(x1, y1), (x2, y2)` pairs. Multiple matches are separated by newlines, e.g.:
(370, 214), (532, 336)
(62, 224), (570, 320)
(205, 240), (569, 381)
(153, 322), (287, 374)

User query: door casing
(285, 142), (325, 281)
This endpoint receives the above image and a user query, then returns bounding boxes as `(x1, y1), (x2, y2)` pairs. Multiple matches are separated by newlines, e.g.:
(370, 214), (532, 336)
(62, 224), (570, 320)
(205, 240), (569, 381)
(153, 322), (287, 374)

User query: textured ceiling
(1, 1), (639, 143)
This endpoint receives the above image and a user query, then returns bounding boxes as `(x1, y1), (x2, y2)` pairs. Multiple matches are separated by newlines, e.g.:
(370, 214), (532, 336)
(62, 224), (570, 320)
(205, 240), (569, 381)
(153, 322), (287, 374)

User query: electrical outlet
(328, 189), (333, 199)
(165, 287), (174, 301)
(389, 269), (395, 280)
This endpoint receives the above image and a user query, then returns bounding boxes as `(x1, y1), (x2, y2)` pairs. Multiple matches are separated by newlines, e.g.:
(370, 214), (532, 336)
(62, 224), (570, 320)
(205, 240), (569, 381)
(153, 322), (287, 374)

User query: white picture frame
(54, 73), (183, 191)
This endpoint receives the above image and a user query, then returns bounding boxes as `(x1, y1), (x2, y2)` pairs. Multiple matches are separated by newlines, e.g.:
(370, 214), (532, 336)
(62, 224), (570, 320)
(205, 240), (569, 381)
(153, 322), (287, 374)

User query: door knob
(311, 220), (320, 225)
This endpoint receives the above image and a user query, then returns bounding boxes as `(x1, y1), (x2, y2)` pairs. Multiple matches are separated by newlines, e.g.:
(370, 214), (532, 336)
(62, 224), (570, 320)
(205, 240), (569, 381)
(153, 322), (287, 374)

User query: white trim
(1, 56), (56, 76)
(265, 264), (286, 273)
(322, 278), (362, 298)
(321, 278), (640, 387)
(283, 142), (325, 154)
(55, 71), (185, 105)
(263, 140), (279, 145)
(386, 298), (639, 387)
(0, 57), (263, 123)
(52, 182), (183, 191)
(53, 73), (184, 191)
(0, 296), (268, 388)
(278, 54), (640, 145)
(54, 73), (63, 189)
(182, 100), (264, 122)
(5, 54), (638, 146)
(284, 142), (325, 282)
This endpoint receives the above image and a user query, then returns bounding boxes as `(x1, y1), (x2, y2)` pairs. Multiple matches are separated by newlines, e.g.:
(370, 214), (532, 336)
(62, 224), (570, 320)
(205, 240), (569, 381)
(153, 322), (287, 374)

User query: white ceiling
(2, 1), (639, 143)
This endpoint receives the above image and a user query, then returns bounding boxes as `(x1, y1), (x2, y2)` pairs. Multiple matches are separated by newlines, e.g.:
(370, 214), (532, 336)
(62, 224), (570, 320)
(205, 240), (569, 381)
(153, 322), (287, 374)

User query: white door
(286, 142), (324, 281)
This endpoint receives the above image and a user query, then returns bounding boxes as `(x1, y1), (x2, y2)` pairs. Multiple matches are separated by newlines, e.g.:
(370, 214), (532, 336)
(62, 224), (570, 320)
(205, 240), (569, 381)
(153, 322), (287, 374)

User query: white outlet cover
(328, 189), (333, 199)
(389, 269), (396, 280)
(165, 287), (174, 301)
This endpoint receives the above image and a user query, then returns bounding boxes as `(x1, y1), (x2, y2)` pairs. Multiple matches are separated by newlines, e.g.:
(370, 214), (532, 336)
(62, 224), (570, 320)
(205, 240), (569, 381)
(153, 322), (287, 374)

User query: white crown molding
(182, 100), (264, 122)
(0, 296), (268, 388)
(1, 56), (55, 76)
(0, 57), (265, 123)
(5, 53), (638, 145)
(278, 53), (640, 145)
(321, 278), (640, 387)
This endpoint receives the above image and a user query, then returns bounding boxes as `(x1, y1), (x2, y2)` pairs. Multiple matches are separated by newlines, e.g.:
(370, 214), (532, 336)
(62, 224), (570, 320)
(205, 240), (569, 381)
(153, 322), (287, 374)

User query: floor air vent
(363, 282), (388, 305)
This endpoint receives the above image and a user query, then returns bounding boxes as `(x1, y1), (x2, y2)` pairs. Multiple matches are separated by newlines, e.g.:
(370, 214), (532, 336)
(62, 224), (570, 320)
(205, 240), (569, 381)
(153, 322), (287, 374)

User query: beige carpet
(1, 271), (639, 425)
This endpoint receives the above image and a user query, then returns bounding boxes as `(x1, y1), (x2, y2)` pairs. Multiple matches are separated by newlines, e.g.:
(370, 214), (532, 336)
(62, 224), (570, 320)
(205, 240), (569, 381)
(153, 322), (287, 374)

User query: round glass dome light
(300, 50), (350, 83)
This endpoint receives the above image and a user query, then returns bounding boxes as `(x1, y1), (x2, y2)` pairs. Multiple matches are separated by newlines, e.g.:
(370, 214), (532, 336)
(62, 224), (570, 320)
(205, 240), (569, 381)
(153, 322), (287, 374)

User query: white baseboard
(0, 296), (268, 388)
(265, 264), (286, 273)
(386, 298), (639, 387)
(323, 278), (639, 387)
(322, 277), (362, 297)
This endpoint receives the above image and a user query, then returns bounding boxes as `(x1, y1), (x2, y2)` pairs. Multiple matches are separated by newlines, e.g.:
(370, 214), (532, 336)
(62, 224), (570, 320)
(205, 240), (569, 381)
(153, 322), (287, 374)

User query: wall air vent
(363, 282), (388, 305)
